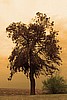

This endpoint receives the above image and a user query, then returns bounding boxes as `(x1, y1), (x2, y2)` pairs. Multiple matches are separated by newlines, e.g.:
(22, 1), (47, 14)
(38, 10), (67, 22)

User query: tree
(42, 75), (66, 94)
(6, 12), (62, 95)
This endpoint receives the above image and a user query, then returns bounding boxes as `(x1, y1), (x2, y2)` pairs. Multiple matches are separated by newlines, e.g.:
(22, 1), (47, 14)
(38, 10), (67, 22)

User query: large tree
(6, 12), (62, 95)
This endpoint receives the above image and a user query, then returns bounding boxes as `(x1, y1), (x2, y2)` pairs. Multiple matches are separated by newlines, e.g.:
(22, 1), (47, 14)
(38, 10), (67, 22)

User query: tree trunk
(30, 73), (35, 95)
(29, 49), (35, 95)
(30, 58), (35, 95)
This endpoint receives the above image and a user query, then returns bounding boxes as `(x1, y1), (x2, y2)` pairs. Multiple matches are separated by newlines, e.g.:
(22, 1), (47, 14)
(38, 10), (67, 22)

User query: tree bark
(30, 69), (35, 95)
(29, 49), (35, 95)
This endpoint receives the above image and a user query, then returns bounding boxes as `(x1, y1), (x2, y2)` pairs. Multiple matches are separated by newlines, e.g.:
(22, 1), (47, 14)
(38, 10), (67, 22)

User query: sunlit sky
(0, 0), (67, 56)
(0, 0), (67, 89)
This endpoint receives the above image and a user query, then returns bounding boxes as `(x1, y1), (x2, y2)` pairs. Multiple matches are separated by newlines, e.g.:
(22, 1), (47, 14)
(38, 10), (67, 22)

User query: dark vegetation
(6, 12), (62, 95)
(42, 74), (67, 94)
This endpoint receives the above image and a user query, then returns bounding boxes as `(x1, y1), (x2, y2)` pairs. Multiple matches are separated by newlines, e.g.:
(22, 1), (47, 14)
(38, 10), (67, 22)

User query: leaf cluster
(6, 12), (62, 80)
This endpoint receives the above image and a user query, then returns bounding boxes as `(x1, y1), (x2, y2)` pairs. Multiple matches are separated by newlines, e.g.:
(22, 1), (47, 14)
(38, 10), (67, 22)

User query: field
(0, 88), (67, 100)
(0, 94), (67, 100)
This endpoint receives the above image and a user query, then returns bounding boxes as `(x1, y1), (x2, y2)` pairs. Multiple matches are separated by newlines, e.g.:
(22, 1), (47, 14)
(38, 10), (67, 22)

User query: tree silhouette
(6, 12), (62, 95)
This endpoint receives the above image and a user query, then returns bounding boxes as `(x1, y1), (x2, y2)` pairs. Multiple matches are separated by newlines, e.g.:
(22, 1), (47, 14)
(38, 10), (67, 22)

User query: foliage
(42, 75), (66, 94)
(6, 12), (62, 80)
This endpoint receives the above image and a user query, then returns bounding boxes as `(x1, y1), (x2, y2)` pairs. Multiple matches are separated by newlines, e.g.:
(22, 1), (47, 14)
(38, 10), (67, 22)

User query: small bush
(42, 75), (66, 94)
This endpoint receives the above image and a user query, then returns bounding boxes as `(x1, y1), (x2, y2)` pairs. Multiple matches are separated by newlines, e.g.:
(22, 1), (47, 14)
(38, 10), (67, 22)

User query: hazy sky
(0, 0), (67, 89)
(0, 0), (67, 56)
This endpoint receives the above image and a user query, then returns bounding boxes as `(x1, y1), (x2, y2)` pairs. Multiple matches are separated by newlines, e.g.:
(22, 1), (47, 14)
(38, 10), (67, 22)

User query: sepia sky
(0, 0), (67, 56)
(0, 0), (67, 89)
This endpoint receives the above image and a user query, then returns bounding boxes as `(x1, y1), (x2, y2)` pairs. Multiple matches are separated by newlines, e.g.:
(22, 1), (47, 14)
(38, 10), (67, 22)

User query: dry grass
(0, 88), (67, 100)
(0, 88), (42, 95)
(0, 94), (67, 100)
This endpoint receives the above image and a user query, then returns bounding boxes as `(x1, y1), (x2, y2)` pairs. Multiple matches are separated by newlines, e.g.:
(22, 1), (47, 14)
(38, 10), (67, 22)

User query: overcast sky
(0, 0), (67, 56)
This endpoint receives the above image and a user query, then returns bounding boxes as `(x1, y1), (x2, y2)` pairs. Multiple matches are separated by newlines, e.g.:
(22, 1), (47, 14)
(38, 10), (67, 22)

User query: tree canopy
(6, 12), (62, 80)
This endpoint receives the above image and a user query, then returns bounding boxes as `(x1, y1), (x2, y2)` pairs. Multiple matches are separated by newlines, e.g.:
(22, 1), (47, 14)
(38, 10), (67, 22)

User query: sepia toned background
(0, 0), (67, 89)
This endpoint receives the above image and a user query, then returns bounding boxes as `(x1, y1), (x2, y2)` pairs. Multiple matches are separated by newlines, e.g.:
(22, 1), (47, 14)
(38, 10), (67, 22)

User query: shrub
(42, 75), (66, 94)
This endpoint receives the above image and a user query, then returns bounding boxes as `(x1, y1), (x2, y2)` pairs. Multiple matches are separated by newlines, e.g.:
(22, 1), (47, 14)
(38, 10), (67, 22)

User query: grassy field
(0, 94), (67, 100)
(0, 88), (67, 100)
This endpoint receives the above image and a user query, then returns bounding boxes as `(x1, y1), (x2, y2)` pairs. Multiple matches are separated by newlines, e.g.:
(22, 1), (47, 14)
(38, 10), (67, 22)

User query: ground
(0, 88), (67, 100)
(0, 94), (67, 100)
